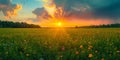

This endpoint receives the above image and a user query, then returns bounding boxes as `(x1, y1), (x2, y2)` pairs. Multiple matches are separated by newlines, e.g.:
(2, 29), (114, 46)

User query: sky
(0, 0), (120, 27)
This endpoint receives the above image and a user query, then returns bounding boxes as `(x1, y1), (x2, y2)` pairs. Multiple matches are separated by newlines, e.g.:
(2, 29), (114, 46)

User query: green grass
(0, 28), (120, 60)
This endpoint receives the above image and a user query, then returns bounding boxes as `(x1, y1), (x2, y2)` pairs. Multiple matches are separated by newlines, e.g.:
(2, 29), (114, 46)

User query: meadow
(0, 28), (120, 60)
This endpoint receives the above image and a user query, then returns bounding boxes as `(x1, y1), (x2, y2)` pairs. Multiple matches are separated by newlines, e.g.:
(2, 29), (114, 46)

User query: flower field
(0, 28), (120, 60)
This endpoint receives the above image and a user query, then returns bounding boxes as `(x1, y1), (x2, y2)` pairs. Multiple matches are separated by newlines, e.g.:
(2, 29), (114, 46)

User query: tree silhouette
(0, 20), (40, 28)
(75, 24), (120, 28)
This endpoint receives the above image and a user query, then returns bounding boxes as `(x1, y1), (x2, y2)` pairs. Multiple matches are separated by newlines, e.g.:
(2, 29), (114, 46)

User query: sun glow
(56, 22), (62, 27)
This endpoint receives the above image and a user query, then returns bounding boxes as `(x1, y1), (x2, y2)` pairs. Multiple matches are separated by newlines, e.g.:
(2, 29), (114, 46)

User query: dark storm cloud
(0, 0), (12, 5)
(54, 0), (91, 18)
(0, 0), (22, 18)
(53, 0), (120, 20)
(93, 1), (120, 19)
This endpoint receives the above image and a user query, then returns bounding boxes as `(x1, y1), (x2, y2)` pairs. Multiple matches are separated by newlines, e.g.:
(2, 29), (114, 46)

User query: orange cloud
(0, 0), (22, 19)
(5, 4), (22, 18)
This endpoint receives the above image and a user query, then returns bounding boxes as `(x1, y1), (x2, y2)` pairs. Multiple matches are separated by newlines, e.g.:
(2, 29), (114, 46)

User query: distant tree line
(76, 23), (120, 28)
(0, 20), (40, 28)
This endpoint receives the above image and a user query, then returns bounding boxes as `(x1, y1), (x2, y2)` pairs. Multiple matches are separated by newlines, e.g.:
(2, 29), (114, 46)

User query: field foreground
(0, 28), (120, 60)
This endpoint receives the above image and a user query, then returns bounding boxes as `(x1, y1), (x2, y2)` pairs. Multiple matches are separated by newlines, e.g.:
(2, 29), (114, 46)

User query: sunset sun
(56, 22), (62, 27)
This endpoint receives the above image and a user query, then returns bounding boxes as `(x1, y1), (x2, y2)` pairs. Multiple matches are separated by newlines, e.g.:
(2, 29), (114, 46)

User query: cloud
(32, 0), (92, 20)
(93, 1), (120, 19)
(31, 0), (120, 25)
(53, 0), (120, 20)
(32, 7), (51, 20)
(0, 0), (22, 18)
